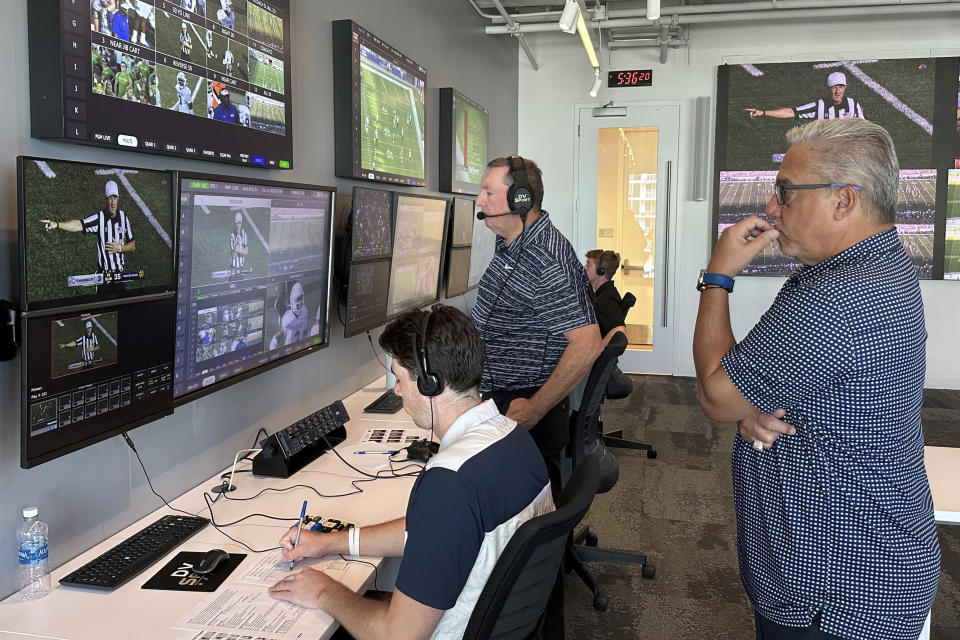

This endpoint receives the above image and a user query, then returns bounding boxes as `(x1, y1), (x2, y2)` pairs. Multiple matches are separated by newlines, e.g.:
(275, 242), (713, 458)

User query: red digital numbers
(608, 70), (653, 88)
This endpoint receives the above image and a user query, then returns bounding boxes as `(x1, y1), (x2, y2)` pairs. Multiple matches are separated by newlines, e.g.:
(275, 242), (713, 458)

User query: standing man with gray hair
(693, 118), (939, 640)
(745, 70), (865, 120)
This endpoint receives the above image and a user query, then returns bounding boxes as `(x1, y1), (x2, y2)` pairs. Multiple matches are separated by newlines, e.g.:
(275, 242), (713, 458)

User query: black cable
(122, 432), (199, 519)
(339, 554), (380, 591)
(366, 331), (388, 372)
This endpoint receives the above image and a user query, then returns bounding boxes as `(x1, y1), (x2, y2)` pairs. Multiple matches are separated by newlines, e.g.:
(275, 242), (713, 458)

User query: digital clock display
(608, 69), (654, 88)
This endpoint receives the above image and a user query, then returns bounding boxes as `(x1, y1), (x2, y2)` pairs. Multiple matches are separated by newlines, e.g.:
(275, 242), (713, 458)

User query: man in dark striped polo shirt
(693, 119), (939, 640)
(268, 305), (553, 639)
(471, 156), (601, 487)
(41, 179), (136, 278)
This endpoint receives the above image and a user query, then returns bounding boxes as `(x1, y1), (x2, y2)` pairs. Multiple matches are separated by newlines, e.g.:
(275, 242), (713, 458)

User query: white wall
(0, 1), (517, 598)
(517, 13), (960, 389)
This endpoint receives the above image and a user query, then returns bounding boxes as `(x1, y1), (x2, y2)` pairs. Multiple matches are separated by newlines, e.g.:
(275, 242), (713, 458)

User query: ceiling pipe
(485, 2), (960, 34)
(488, 0), (540, 70)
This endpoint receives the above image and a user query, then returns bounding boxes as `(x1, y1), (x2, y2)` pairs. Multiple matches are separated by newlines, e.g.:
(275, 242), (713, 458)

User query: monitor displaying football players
(18, 156), (177, 313)
(333, 20), (427, 186)
(344, 259), (391, 338)
(28, 0), (293, 169)
(386, 194), (448, 317)
(468, 212), (496, 290)
(439, 88), (489, 195)
(21, 297), (176, 468)
(174, 173), (334, 403)
(351, 186), (394, 260)
(451, 197), (475, 247)
(445, 247), (471, 299)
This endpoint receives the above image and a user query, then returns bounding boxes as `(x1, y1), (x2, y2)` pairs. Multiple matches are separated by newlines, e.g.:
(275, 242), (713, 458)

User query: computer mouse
(194, 548), (230, 574)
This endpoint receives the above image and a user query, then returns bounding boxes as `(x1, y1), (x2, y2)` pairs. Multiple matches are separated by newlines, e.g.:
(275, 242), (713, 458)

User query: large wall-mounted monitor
(444, 197), (476, 298)
(332, 20), (427, 186)
(713, 57), (960, 279)
(21, 297), (176, 468)
(28, 0), (293, 169)
(18, 156), (177, 313)
(386, 193), (448, 317)
(173, 173), (334, 404)
(439, 88), (489, 195)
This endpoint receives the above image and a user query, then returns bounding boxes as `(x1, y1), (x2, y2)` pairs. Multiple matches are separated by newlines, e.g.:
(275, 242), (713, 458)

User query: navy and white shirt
(396, 400), (554, 639)
(721, 229), (940, 640)
(794, 97), (865, 120)
(471, 212), (596, 392)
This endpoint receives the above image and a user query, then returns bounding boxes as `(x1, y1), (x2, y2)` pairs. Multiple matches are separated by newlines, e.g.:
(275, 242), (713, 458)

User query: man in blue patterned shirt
(693, 119), (940, 640)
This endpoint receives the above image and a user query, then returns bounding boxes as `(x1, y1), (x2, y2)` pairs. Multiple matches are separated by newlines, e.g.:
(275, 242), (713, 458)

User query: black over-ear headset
(595, 250), (618, 277)
(412, 309), (443, 397)
(506, 156), (534, 217)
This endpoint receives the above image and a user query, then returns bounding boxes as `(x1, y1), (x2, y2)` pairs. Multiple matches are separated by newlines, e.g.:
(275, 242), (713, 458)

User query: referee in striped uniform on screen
(229, 210), (248, 273)
(745, 71), (865, 121)
(60, 320), (100, 365)
(41, 179), (137, 277)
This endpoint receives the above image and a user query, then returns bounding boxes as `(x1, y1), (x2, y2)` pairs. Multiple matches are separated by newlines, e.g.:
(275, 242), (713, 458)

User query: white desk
(0, 377), (423, 640)
(919, 446), (960, 640)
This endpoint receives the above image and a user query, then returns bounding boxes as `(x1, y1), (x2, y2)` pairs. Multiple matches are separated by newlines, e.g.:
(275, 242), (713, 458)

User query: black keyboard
(364, 389), (403, 414)
(270, 400), (349, 458)
(59, 514), (208, 590)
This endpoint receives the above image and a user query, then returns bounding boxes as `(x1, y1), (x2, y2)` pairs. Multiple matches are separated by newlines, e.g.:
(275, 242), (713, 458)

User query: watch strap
(699, 271), (734, 292)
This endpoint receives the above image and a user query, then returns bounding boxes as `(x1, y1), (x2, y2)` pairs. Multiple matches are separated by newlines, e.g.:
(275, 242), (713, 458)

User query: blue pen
(290, 500), (307, 570)
(354, 450), (398, 455)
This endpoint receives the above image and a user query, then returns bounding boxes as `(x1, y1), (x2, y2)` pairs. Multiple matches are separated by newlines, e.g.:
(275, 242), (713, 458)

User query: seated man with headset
(268, 305), (554, 640)
(584, 249), (626, 344)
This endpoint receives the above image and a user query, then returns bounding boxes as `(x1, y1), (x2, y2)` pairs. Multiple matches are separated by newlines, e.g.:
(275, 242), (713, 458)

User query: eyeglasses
(774, 183), (862, 205)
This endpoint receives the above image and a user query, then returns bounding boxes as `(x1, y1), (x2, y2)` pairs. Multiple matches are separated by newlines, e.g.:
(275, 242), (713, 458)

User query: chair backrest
(462, 456), (601, 640)
(568, 332), (628, 469)
(619, 291), (636, 317)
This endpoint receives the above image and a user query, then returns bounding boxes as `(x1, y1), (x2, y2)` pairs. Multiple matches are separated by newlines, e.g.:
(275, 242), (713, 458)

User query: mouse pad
(141, 551), (246, 592)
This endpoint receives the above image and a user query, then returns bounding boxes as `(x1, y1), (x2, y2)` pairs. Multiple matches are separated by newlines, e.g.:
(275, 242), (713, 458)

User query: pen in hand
(290, 500), (307, 571)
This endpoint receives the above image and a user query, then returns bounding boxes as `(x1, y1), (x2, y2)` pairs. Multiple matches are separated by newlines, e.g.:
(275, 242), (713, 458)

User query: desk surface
(0, 377), (422, 640)
(925, 446), (960, 525)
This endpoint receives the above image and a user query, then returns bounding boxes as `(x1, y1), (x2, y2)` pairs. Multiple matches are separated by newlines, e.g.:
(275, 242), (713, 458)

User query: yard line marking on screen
(741, 64), (764, 77)
(812, 60), (933, 135)
(56, 320), (64, 328)
(95, 169), (173, 248)
(91, 316), (117, 347)
(239, 208), (269, 252)
(34, 161), (56, 178)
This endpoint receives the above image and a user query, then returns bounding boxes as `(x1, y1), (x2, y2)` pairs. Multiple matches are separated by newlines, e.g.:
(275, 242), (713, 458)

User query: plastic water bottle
(17, 507), (50, 600)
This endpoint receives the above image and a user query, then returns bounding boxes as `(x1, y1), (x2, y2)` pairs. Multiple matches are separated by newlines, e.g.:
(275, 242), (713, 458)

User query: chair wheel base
(593, 594), (608, 611)
(647, 449), (657, 459)
(642, 564), (656, 579)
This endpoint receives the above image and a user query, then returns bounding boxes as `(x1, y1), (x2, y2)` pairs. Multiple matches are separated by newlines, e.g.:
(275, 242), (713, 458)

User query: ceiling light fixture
(647, 0), (661, 21)
(589, 68), (602, 97)
(575, 3), (599, 68)
(558, 0), (580, 34)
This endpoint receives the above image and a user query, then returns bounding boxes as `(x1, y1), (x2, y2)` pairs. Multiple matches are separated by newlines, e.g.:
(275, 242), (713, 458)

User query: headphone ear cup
(596, 265), (604, 276)
(412, 312), (444, 397)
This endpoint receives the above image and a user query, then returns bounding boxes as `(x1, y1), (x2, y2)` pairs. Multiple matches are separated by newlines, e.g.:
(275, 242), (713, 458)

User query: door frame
(572, 99), (688, 376)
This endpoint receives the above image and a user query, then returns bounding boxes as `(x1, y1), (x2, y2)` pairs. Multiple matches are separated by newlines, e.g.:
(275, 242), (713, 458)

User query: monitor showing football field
(946, 170), (960, 280)
(174, 173), (334, 403)
(333, 20), (426, 186)
(439, 88), (489, 195)
(27, 0), (293, 169)
(18, 156), (176, 312)
(386, 194), (448, 317)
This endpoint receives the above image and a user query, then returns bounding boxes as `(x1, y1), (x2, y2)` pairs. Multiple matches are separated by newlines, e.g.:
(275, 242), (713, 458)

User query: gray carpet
(564, 375), (960, 640)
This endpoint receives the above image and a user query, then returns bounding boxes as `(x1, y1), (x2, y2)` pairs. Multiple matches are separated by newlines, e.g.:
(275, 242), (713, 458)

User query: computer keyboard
(364, 389), (403, 414)
(252, 400), (350, 477)
(59, 514), (208, 591)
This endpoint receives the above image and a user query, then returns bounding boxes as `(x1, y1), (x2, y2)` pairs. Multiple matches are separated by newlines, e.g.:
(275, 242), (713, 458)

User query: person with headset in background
(472, 156), (601, 492)
(584, 249), (626, 344)
(268, 305), (554, 640)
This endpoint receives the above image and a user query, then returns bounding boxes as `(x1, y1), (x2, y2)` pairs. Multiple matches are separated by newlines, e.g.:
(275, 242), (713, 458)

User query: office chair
(461, 456), (601, 640)
(564, 332), (655, 611)
(602, 291), (657, 458)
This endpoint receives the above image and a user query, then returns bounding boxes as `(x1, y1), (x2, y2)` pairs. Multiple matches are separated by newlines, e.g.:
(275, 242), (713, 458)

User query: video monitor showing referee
(18, 157), (176, 312)
(49, 312), (119, 380)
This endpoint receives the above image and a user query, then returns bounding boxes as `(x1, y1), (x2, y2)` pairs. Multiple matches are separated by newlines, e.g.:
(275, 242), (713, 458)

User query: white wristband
(348, 526), (360, 557)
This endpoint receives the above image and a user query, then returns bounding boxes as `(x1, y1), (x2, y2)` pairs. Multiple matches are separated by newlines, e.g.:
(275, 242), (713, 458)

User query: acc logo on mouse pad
(141, 551), (246, 592)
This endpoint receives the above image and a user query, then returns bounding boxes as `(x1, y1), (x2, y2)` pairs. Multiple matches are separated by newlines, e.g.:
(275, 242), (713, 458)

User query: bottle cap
(22, 507), (38, 518)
